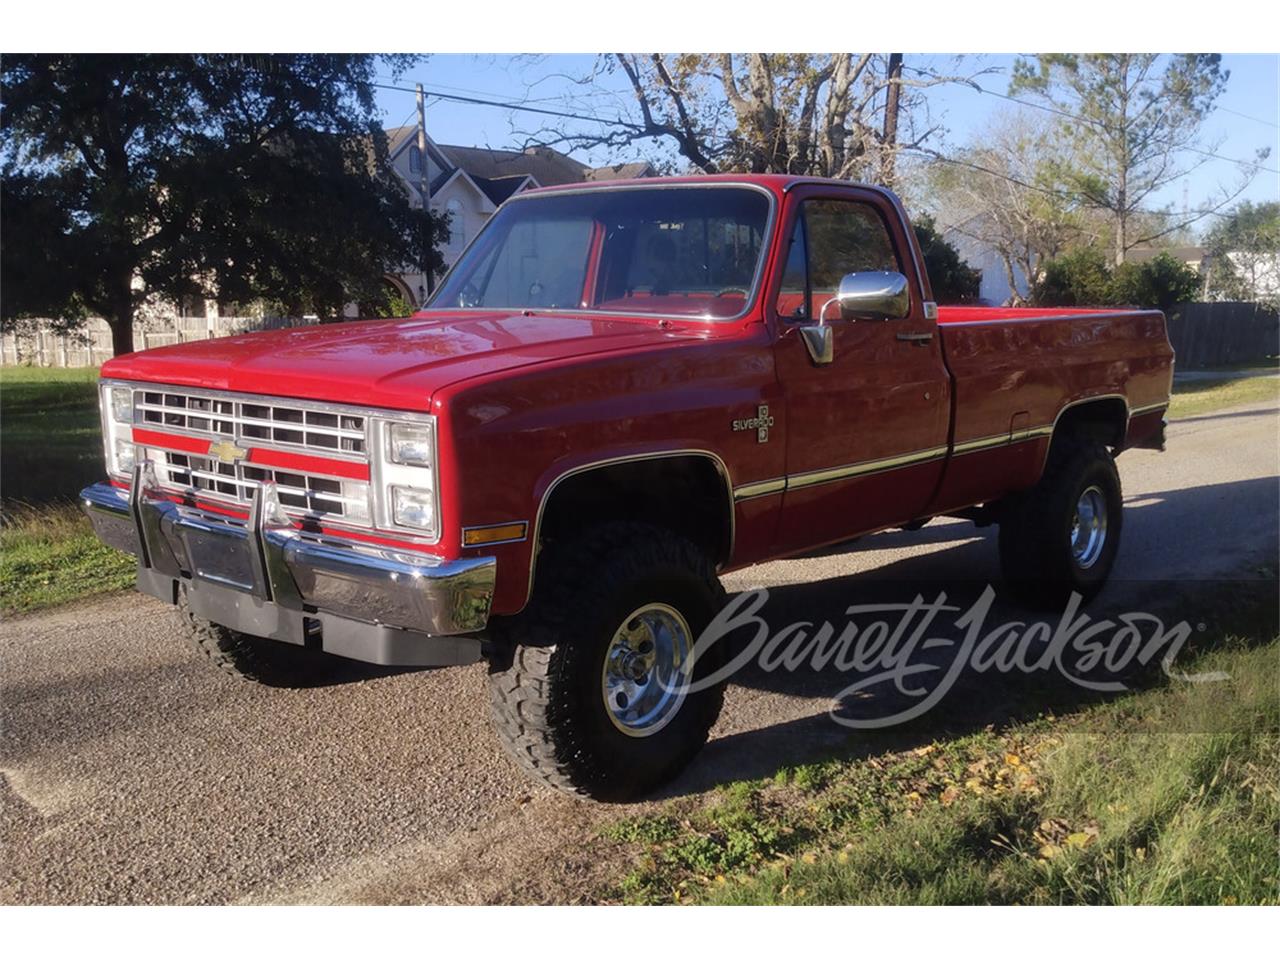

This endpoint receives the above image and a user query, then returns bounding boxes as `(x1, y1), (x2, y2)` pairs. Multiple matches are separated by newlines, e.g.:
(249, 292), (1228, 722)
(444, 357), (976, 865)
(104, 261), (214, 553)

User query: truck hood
(102, 311), (704, 411)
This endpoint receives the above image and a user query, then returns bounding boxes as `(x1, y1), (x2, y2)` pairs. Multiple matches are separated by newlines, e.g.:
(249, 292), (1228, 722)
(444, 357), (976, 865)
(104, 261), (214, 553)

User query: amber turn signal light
(462, 522), (528, 547)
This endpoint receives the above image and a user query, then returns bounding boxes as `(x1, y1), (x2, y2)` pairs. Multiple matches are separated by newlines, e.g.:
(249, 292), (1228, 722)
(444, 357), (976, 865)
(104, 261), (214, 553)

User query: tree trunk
(881, 53), (903, 188)
(109, 274), (135, 355)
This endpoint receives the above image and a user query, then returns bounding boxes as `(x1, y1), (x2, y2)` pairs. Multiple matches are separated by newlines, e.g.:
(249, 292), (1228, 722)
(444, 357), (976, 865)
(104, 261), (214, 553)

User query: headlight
(387, 421), (434, 467)
(100, 382), (135, 479)
(372, 416), (439, 540)
(114, 438), (137, 474)
(109, 386), (134, 424)
(391, 485), (436, 529)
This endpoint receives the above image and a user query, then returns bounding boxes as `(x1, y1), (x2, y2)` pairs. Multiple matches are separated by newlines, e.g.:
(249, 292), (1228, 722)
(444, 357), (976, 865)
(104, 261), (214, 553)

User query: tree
(912, 214), (981, 303)
(1201, 201), (1280, 309)
(922, 111), (1087, 303)
(1010, 54), (1244, 265)
(1, 54), (446, 355)
(528, 54), (977, 184)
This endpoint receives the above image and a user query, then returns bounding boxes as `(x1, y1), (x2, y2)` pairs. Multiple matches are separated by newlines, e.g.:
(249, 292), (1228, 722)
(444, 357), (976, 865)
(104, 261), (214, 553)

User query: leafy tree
(1011, 54), (1244, 265)
(1, 54), (447, 355)
(1201, 201), (1280, 309)
(922, 111), (1087, 303)
(912, 214), (981, 303)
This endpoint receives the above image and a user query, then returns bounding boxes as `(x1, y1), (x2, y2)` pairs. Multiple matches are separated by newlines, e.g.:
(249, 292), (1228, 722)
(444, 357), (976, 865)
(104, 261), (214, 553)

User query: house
(377, 128), (655, 309)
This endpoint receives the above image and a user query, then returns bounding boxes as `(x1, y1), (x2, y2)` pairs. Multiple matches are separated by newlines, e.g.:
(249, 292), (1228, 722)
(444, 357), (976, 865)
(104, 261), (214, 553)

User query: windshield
(430, 186), (772, 320)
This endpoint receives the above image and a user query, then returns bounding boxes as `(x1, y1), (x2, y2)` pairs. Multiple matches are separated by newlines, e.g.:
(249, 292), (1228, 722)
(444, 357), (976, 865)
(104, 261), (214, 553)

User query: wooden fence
(1166, 302), (1280, 370)
(0, 315), (315, 368)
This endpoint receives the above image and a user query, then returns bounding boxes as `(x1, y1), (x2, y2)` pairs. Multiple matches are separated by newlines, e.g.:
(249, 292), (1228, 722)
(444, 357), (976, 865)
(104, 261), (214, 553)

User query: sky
(374, 53), (1280, 230)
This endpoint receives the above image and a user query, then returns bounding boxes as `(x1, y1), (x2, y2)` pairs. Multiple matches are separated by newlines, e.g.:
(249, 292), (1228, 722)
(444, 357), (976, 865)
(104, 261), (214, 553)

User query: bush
(1111, 253), (1202, 312)
(913, 215), (982, 304)
(1032, 248), (1201, 311)
(1031, 247), (1113, 307)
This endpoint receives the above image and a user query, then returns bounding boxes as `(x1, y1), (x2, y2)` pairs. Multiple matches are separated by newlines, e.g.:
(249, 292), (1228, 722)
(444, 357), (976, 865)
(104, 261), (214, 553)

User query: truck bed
(925, 304), (1174, 515)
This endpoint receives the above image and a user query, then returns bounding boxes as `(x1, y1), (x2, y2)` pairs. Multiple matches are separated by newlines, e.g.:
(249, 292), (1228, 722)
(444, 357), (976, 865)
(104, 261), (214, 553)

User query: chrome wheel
(601, 603), (693, 738)
(1070, 485), (1108, 569)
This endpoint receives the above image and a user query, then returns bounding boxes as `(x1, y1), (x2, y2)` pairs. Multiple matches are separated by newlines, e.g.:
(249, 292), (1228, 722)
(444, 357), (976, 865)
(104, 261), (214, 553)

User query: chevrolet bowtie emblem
(208, 439), (248, 464)
(732, 404), (775, 443)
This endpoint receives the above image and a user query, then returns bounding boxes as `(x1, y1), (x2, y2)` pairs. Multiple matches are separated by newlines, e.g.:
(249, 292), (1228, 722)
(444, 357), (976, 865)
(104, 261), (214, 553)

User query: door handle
(896, 332), (934, 345)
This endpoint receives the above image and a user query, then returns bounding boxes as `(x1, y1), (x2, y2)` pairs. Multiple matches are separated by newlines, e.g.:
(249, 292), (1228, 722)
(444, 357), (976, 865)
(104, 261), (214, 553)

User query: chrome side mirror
(820, 271), (911, 322)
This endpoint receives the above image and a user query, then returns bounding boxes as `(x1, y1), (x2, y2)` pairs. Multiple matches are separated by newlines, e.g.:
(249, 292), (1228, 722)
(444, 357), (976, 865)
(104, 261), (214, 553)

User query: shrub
(1032, 248), (1201, 311)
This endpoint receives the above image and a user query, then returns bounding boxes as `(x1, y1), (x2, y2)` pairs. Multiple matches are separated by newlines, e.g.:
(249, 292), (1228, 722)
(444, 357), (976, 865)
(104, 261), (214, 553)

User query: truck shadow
(657, 476), (1279, 800)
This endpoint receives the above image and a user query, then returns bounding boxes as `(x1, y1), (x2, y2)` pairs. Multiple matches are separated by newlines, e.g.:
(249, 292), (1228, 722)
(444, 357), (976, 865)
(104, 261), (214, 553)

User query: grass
(1, 365), (135, 615)
(1, 364), (105, 505)
(1, 501), (136, 615)
(599, 639), (1279, 905)
(1169, 371), (1280, 420)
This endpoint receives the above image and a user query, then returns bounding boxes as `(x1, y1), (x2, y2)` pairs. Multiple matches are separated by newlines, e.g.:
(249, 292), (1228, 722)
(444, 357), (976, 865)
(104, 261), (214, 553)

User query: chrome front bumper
(80, 463), (495, 667)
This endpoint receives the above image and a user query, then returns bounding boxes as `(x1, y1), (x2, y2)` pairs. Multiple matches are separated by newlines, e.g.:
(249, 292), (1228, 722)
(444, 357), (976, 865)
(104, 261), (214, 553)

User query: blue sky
(375, 53), (1279, 227)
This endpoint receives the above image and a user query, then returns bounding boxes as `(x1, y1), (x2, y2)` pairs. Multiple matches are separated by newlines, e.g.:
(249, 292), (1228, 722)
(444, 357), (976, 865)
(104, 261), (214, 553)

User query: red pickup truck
(82, 174), (1173, 799)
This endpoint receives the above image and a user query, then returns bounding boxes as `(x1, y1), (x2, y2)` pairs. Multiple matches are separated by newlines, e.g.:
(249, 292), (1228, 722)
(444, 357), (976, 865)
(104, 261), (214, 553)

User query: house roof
(436, 143), (589, 186)
(384, 126), (652, 205)
(1126, 245), (1207, 264)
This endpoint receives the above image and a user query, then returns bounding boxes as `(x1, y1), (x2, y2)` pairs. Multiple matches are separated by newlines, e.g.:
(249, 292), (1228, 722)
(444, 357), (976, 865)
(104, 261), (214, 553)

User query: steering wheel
(457, 282), (484, 308)
(715, 287), (748, 297)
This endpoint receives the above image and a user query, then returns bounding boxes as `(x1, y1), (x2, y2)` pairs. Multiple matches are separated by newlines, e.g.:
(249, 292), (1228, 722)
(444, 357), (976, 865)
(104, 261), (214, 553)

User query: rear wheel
(487, 522), (728, 801)
(998, 436), (1123, 607)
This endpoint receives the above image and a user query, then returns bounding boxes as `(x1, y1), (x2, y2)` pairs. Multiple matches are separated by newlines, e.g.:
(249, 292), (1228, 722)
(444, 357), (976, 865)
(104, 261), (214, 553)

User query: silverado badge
(208, 439), (248, 464)
(732, 404), (775, 443)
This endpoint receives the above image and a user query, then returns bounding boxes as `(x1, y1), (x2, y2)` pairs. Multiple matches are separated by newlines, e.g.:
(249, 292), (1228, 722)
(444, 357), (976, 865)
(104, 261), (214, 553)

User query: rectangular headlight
(113, 438), (137, 474)
(109, 385), (133, 424)
(391, 485), (436, 529)
(387, 421), (434, 467)
(100, 382), (135, 479)
(373, 415), (439, 539)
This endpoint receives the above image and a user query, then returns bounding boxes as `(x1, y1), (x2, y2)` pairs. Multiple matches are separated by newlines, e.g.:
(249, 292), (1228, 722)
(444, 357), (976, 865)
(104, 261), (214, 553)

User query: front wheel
(998, 437), (1124, 607)
(486, 522), (728, 801)
(175, 588), (348, 687)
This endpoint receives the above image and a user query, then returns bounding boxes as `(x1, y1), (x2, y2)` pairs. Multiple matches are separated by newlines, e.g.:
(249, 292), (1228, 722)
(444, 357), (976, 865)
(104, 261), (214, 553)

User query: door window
(775, 199), (901, 320)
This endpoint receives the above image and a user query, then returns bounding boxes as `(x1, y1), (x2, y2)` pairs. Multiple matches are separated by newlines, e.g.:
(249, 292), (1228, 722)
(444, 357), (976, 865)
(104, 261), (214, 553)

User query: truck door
(772, 186), (951, 553)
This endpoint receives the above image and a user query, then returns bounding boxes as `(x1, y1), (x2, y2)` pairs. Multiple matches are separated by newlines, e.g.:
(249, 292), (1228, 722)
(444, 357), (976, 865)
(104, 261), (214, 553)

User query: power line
(902, 146), (1240, 225)
(371, 80), (645, 132)
(907, 65), (1280, 176)
(1216, 104), (1280, 130)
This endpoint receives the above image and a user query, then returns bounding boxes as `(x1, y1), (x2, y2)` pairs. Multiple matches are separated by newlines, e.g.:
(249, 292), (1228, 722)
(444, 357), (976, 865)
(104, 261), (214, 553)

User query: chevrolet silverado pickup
(81, 175), (1173, 799)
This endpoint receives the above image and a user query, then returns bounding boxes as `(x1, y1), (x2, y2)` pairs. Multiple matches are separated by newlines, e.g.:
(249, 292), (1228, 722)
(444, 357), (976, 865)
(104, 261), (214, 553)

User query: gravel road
(3, 401), (1277, 904)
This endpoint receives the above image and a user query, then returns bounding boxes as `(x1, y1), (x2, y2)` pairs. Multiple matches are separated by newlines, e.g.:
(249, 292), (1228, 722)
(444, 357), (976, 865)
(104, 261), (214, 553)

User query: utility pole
(881, 53), (904, 189)
(416, 83), (433, 298)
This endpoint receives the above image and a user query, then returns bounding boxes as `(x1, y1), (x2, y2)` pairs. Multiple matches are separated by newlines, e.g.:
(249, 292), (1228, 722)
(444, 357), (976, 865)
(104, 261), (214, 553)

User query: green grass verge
(1, 502), (136, 616)
(1169, 373), (1280, 420)
(600, 640), (1279, 905)
(1, 366), (135, 615)
(1, 364), (105, 506)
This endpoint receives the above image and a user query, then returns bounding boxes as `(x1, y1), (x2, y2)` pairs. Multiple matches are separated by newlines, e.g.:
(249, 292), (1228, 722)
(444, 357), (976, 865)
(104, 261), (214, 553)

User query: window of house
(408, 145), (422, 175)
(775, 198), (901, 320)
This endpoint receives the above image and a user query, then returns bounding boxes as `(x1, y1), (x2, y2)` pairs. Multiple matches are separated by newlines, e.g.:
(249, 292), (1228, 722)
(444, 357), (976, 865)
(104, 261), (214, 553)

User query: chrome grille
(133, 387), (372, 525)
(137, 389), (366, 456)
